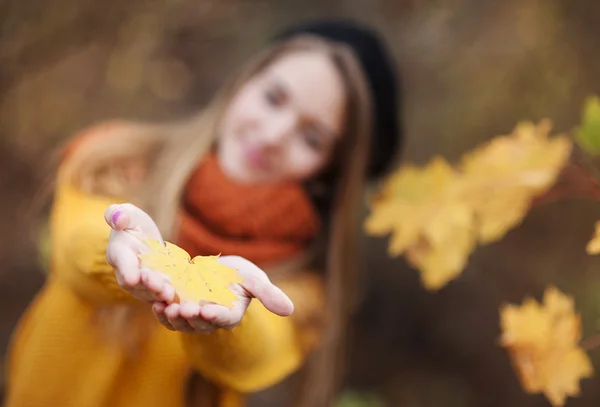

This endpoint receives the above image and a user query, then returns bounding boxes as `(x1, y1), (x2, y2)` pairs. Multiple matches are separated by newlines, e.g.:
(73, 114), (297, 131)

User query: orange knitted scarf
(176, 153), (321, 266)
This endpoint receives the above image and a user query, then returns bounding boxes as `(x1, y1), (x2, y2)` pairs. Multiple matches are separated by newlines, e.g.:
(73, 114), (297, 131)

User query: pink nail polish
(111, 210), (122, 226)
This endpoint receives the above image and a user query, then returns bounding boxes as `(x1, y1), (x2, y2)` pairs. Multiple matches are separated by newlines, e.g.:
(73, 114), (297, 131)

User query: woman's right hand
(104, 204), (177, 303)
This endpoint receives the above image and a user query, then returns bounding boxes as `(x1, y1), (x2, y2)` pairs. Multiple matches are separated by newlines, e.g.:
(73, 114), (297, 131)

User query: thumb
(105, 203), (164, 244)
(244, 277), (294, 317)
(218, 255), (294, 317)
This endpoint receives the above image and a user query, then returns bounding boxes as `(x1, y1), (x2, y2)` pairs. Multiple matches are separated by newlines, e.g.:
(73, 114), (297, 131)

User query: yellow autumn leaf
(364, 157), (475, 289)
(586, 221), (600, 255)
(460, 120), (572, 243)
(139, 239), (244, 308)
(499, 287), (593, 407)
(405, 226), (475, 290)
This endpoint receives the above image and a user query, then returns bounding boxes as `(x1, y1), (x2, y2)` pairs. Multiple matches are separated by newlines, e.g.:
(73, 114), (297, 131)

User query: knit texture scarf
(176, 153), (321, 266)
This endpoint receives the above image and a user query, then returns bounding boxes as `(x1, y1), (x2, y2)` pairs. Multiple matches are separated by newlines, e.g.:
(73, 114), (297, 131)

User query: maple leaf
(460, 120), (572, 243)
(364, 157), (476, 290)
(585, 221), (600, 255)
(499, 287), (593, 407)
(139, 239), (244, 308)
(405, 227), (475, 290)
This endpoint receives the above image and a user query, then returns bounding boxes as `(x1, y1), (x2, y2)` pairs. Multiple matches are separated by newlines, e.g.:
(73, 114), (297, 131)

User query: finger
(198, 303), (243, 330)
(105, 203), (164, 243)
(218, 255), (294, 316)
(164, 303), (194, 333)
(110, 247), (141, 287)
(159, 281), (176, 303)
(105, 204), (131, 232)
(243, 276), (294, 317)
(140, 269), (175, 303)
(180, 302), (216, 334)
(107, 236), (160, 302)
(179, 301), (201, 318)
(141, 270), (165, 292)
(152, 302), (175, 331)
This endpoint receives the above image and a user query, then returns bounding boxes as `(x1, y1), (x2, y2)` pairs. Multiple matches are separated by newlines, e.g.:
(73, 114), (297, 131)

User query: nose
(260, 111), (297, 147)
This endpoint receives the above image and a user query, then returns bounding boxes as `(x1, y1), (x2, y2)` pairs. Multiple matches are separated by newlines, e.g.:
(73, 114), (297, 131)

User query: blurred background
(2, 0), (600, 406)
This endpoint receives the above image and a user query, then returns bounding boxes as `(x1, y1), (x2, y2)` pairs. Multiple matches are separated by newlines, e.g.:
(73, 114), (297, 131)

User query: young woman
(4, 19), (401, 407)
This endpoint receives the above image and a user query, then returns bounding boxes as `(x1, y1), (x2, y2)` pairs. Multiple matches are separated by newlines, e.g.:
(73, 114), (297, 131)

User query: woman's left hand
(149, 255), (294, 334)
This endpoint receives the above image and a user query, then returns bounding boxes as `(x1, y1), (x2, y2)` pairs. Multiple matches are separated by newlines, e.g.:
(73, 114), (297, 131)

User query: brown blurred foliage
(3, 0), (600, 406)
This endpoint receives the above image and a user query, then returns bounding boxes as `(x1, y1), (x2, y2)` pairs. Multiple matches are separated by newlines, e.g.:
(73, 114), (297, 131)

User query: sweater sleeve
(49, 175), (132, 304)
(181, 271), (326, 393)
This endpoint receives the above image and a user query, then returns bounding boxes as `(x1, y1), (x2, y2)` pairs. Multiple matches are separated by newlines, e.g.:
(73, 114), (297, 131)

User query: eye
(264, 85), (286, 107)
(300, 126), (324, 151)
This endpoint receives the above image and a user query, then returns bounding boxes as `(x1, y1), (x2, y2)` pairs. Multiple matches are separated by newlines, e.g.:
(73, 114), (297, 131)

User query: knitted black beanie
(275, 19), (402, 179)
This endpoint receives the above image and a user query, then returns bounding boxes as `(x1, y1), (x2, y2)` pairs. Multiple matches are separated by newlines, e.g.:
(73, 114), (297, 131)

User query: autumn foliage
(365, 120), (572, 290)
(364, 96), (600, 406)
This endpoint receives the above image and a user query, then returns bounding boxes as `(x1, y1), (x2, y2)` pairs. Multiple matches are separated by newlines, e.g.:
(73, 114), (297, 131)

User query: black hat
(275, 19), (402, 179)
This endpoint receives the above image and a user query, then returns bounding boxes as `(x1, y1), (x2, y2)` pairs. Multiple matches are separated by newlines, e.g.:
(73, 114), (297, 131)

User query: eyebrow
(269, 74), (338, 140)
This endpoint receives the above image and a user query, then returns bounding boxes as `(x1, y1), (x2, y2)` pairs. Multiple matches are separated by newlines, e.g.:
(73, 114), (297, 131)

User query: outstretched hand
(104, 203), (294, 334)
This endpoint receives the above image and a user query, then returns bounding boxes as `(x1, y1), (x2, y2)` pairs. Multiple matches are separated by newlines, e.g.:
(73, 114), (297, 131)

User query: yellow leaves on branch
(364, 158), (476, 290)
(139, 239), (243, 308)
(499, 287), (593, 407)
(365, 120), (572, 290)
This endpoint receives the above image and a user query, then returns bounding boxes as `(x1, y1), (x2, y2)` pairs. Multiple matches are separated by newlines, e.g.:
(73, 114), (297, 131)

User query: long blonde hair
(57, 35), (372, 407)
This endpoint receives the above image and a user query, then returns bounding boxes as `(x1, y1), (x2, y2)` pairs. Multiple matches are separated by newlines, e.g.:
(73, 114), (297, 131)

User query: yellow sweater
(3, 169), (323, 407)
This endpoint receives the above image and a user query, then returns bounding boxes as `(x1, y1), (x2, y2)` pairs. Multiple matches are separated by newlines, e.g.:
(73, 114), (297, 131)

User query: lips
(241, 142), (270, 171)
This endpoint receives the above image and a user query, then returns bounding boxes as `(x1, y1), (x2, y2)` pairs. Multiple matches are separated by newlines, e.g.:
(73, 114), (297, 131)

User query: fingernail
(111, 210), (122, 226)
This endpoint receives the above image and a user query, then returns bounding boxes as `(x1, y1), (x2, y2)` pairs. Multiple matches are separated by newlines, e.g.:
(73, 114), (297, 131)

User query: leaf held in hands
(575, 96), (600, 156)
(499, 287), (593, 407)
(139, 239), (243, 308)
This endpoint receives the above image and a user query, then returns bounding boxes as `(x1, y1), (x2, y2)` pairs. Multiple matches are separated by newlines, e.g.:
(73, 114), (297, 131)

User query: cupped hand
(105, 203), (175, 303)
(104, 203), (294, 334)
(151, 255), (294, 334)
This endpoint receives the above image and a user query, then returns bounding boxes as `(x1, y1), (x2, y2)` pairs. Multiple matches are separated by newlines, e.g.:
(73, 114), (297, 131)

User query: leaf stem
(572, 142), (600, 184)
(531, 151), (600, 206)
(581, 333), (600, 351)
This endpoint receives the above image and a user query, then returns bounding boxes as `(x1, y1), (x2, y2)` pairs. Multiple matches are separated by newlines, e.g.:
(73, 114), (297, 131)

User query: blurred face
(216, 49), (347, 184)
